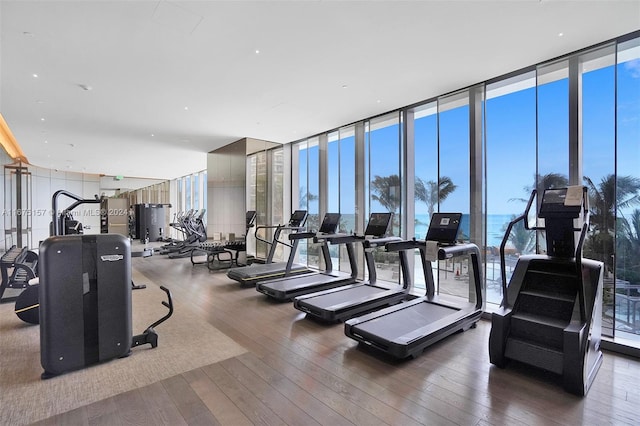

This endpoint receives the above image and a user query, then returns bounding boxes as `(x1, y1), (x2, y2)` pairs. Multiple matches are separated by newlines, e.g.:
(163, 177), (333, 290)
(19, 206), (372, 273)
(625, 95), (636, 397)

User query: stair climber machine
(255, 212), (349, 301)
(38, 190), (174, 378)
(344, 212), (484, 359)
(488, 186), (603, 396)
(227, 210), (311, 286)
(293, 212), (408, 321)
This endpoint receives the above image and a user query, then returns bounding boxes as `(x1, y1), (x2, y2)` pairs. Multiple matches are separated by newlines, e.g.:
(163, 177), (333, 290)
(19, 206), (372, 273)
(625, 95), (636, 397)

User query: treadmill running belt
(354, 303), (457, 341)
(310, 285), (393, 310)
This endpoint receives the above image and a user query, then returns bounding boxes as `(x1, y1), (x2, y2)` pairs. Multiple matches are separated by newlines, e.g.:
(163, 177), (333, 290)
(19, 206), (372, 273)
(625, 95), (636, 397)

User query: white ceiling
(1, 1), (639, 180)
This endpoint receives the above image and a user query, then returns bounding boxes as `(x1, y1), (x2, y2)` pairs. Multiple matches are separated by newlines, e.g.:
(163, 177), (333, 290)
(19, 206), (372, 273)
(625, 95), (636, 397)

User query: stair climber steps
(528, 260), (578, 276)
(516, 292), (575, 323)
(505, 337), (564, 375)
(510, 311), (569, 350)
(523, 275), (577, 298)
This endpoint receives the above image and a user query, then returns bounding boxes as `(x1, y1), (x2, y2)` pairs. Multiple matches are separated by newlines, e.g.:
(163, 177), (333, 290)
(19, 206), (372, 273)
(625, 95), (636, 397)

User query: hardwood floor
(32, 255), (640, 425)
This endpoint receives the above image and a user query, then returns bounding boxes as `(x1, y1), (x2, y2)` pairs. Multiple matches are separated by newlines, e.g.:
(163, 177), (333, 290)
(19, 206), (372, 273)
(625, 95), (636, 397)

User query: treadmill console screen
(246, 211), (257, 227)
(319, 213), (341, 233)
(364, 213), (393, 237)
(539, 187), (582, 218)
(426, 213), (462, 244)
(288, 210), (308, 227)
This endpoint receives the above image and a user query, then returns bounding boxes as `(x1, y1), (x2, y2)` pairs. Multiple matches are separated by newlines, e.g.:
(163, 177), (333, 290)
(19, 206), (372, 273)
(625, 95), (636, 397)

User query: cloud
(624, 59), (640, 78)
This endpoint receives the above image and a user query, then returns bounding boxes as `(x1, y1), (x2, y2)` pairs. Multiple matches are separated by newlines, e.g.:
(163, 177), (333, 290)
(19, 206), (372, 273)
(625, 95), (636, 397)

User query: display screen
(364, 213), (393, 237)
(319, 213), (341, 233)
(289, 210), (308, 227)
(426, 212), (462, 244)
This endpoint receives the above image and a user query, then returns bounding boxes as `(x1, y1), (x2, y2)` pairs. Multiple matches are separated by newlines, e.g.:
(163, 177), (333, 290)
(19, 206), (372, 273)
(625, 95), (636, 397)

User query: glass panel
(327, 131), (341, 270)
(255, 151), (269, 259)
(339, 125), (356, 273)
(437, 90), (470, 298)
(193, 173), (200, 210)
(326, 126), (357, 273)
(579, 44), (617, 337)
(485, 71), (537, 305)
(292, 140), (308, 265)
(615, 37), (640, 341)
(306, 137), (320, 268)
(270, 148), (284, 228)
(366, 112), (401, 283)
(185, 176), (192, 210)
(537, 60), (570, 189)
(412, 102), (438, 289)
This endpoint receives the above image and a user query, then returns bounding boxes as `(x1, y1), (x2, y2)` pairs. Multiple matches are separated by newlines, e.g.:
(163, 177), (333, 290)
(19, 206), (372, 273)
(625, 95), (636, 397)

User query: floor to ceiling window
(286, 31), (640, 351)
(292, 137), (320, 267)
(615, 37), (640, 341)
(437, 90), (471, 298)
(580, 44), (617, 338)
(365, 113), (401, 282)
(412, 102), (438, 288)
(537, 60), (570, 190)
(484, 71), (537, 305)
(327, 126), (356, 272)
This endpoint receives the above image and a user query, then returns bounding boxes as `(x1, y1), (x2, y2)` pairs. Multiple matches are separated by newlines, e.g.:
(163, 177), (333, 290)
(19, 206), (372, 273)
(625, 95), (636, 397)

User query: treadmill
(227, 210), (311, 286)
(293, 212), (408, 321)
(256, 213), (355, 301)
(344, 212), (484, 359)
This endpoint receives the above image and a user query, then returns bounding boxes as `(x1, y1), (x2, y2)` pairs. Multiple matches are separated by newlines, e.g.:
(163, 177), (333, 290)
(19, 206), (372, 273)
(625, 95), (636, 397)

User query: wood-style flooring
(32, 254), (640, 425)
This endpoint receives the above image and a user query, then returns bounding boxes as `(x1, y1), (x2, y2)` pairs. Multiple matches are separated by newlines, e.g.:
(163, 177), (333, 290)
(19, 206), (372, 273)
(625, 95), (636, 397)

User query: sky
(298, 56), (639, 218)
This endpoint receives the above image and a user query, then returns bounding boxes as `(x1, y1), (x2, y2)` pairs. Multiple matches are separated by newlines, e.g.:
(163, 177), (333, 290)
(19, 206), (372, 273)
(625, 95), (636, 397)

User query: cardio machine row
(227, 185), (604, 396)
(226, 210), (484, 361)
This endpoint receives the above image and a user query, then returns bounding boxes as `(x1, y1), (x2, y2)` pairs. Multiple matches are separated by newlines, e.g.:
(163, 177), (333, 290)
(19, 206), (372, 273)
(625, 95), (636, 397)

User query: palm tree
(584, 175), (640, 233)
(298, 186), (318, 209)
(512, 172), (569, 203)
(617, 209), (640, 283)
(415, 176), (457, 216)
(370, 175), (401, 214)
(502, 213), (535, 255)
(369, 175), (402, 235)
(583, 174), (640, 273)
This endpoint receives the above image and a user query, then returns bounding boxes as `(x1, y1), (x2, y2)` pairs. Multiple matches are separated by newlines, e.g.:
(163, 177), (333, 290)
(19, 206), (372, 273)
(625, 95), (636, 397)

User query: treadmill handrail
(313, 232), (352, 243)
(363, 236), (403, 249)
(289, 230), (317, 240)
(385, 238), (425, 252)
(437, 243), (483, 310)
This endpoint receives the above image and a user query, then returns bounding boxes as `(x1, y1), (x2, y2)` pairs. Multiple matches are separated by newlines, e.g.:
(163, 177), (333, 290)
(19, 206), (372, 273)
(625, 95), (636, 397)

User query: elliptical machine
(489, 186), (603, 396)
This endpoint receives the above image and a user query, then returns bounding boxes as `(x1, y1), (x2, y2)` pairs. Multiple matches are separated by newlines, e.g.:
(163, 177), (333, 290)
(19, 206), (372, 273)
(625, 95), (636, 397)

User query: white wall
(207, 141), (246, 240)
(31, 166), (101, 245)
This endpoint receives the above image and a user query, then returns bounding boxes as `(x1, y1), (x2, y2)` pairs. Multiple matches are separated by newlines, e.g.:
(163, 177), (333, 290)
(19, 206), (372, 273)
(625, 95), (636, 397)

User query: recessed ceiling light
(150, 133), (155, 137)
(184, 106), (189, 111)
(40, 118), (45, 121)
(44, 140), (48, 144)
(377, 99), (381, 103)
(558, 32), (564, 37)
(255, 49), (260, 54)
(32, 73), (38, 78)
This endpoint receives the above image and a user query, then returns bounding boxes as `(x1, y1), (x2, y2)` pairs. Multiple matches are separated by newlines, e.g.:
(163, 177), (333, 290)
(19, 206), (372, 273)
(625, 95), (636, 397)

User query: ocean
(337, 213), (514, 247)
